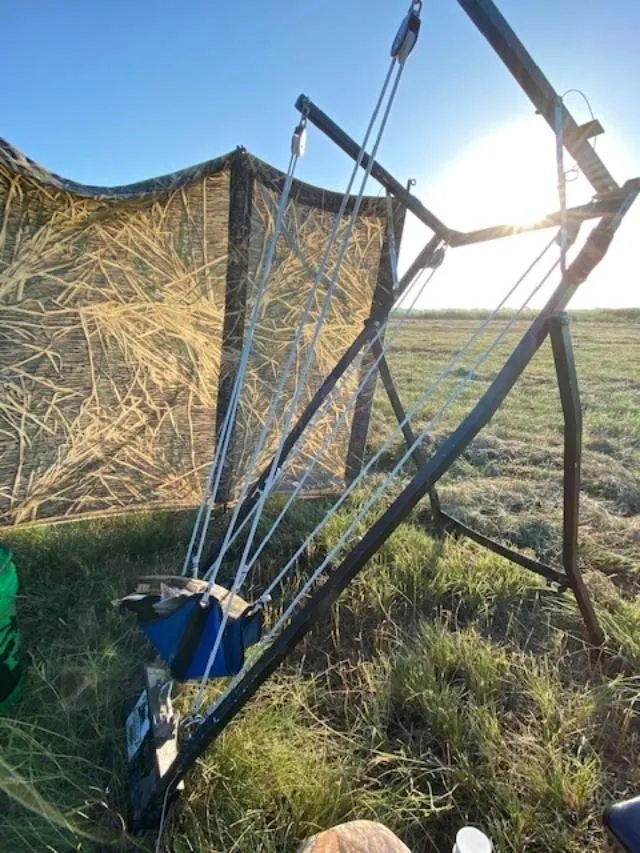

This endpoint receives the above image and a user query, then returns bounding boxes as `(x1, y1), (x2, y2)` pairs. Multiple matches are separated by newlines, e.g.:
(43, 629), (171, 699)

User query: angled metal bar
(201, 234), (445, 572)
(549, 312), (604, 645)
(455, 0), (618, 196)
(439, 512), (567, 586)
(295, 95), (455, 242)
(451, 187), (640, 247)
(138, 191), (638, 829)
(370, 335), (443, 525)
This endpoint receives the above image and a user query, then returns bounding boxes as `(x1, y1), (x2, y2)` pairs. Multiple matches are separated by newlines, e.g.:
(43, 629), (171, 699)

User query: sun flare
(394, 115), (638, 310)
(426, 116), (582, 230)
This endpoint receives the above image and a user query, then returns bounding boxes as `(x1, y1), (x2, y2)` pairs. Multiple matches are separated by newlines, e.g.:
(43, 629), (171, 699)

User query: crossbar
(450, 188), (640, 246)
(439, 512), (568, 586)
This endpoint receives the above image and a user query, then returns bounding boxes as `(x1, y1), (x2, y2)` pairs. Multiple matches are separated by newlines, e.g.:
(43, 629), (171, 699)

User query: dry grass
(0, 160), (230, 526)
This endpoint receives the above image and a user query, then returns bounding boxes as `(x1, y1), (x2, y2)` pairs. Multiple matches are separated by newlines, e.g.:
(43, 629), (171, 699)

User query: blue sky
(5, 0), (639, 307)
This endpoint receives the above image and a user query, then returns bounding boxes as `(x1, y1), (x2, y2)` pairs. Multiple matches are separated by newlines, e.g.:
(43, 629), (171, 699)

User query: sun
(426, 116), (571, 230)
(395, 116), (597, 310)
(396, 116), (638, 310)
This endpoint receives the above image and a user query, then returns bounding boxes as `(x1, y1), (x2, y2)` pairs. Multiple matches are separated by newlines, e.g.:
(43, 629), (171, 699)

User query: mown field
(2, 312), (640, 852)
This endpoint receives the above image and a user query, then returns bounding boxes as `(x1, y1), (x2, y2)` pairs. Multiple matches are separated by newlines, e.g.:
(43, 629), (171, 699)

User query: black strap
(171, 596), (213, 680)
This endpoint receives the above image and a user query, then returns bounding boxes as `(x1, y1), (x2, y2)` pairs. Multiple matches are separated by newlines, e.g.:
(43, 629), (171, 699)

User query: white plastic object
(391, 9), (421, 62)
(452, 827), (493, 853)
(291, 123), (307, 157)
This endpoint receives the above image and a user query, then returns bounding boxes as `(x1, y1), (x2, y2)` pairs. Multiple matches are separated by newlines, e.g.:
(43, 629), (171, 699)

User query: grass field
(2, 312), (640, 852)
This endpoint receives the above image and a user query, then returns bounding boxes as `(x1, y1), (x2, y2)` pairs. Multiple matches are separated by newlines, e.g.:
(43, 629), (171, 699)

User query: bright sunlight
(399, 115), (638, 310)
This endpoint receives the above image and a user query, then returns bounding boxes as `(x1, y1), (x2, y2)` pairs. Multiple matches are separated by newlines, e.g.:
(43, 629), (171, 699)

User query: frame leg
(370, 336), (443, 530)
(549, 313), (604, 645)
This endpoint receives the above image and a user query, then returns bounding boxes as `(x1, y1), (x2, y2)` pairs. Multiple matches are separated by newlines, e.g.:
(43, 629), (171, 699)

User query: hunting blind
(4, 0), (635, 835)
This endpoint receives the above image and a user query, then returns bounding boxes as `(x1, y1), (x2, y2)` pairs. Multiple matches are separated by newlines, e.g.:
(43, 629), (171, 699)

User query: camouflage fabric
(0, 141), (390, 527)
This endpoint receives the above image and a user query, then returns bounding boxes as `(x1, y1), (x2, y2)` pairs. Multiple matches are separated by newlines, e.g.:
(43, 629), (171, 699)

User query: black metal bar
(373, 338), (427, 471)
(345, 196), (405, 482)
(549, 313), (604, 645)
(296, 95), (455, 242)
(201, 235), (444, 571)
(450, 189), (640, 247)
(439, 512), (566, 586)
(137, 191), (635, 828)
(455, 0), (618, 196)
(370, 335), (443, 524)
(213, 149), (254, 503)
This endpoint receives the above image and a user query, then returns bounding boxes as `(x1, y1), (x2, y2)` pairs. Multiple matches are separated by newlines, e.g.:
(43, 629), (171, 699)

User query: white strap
(181, 142), (302, 576)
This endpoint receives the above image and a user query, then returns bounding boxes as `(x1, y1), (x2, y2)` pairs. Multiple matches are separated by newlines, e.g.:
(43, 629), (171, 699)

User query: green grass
(2, 313), (640, 852)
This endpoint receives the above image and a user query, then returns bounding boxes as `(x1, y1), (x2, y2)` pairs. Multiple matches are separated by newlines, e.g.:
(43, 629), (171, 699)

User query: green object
(0, 543), (22, 713)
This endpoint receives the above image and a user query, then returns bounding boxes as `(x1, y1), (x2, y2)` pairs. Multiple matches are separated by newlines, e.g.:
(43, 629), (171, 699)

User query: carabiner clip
(291, 120), (307, 158)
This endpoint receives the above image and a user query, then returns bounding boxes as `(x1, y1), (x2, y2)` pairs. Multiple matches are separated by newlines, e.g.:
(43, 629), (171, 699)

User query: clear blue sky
(5, 0), (640, 307)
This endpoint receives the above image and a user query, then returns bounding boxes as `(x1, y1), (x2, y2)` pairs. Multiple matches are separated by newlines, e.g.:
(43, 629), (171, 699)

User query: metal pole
(450, 188), (639, 247)
(370, 335), (443, 525)
(455, 0), (618, 195)
(213, 149), (254, 503)
(295, 95), (454, 242)
(345, 196), (406, 482)
(549, 312), (604, 645)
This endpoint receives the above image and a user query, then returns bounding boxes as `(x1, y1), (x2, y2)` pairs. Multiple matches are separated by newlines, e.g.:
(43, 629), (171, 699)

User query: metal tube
(449, 191), (638, 247)
(439, 513), (567, 586)
(295, 95), (454, 241)
(549, 313), (604, 645)
(370, 336), (443, 524)
(455, 0), (618, 195)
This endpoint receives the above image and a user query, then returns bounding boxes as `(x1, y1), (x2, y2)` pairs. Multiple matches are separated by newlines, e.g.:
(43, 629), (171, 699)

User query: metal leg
(345, 197), (404, 483)
(549, 313), (604, 645)
(370, 335), (443, 529)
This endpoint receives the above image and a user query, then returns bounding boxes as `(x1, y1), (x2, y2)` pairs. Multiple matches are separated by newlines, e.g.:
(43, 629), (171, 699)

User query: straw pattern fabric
(0, 141), (389, 528)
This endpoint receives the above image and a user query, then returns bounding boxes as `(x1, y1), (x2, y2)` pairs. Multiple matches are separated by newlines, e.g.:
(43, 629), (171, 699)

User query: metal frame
(130, 0), (639, 830)
(213, 150), (254, 504)
(344, 195), (406, 482)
